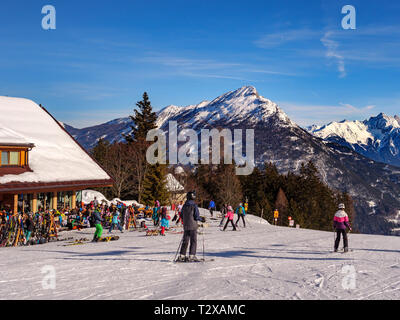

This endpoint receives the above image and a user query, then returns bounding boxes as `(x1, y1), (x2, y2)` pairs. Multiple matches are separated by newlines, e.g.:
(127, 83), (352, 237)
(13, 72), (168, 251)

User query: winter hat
(187, 191), (196, 200)
(228, 206), (233, 211)
(338, 203), (345, 209)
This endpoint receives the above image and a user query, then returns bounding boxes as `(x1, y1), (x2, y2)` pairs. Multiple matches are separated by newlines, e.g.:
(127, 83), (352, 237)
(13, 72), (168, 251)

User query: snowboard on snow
(98, 236), (120, 242)
(62, 238), (90, 246)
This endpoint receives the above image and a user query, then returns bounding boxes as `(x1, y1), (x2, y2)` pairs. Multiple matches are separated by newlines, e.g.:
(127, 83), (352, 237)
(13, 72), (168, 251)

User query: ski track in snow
(0, 209), (399, 300)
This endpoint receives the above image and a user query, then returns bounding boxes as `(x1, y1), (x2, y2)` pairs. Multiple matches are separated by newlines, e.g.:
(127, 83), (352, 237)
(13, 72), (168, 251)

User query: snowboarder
(92, 210), (104, 242)
(222, 206), (237, 231)
(208, 200), (216, 218)
(235, 203), (246, 228)
(333, 203), (352, 252)
(177, 191), (201, 262)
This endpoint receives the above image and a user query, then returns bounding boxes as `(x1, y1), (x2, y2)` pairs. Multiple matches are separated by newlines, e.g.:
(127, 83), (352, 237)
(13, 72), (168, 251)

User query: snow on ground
(82, 190), (143, 207)
(0, 209), (399, 300)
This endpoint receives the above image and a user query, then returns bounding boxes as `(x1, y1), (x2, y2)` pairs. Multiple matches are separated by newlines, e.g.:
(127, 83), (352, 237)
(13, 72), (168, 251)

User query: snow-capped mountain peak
(157, 86), (295, 130)
(364, 113), (400, 131)
(308, 113), (400, 167)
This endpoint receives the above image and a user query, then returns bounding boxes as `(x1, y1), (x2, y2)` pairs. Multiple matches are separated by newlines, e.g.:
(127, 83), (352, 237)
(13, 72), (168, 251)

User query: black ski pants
(223, 219), (237, 231)
(235, 214), (246, 227)
(334, 229), (348, 250)
(180, 229), (198, 256)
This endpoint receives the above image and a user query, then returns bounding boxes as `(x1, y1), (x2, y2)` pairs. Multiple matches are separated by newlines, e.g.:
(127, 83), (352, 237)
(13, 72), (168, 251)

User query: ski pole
(202, 226), (205, 262)
(333, 228), (337, 251)
(174, 235), (184, 262)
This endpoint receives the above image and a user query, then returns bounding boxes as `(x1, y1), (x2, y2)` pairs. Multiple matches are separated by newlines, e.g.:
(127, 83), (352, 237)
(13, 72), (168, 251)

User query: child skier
(109, 208), (123, 233)
(160, 207), (169, 236)
(222, 206), (237, 231)
(333, 203), (352, 252)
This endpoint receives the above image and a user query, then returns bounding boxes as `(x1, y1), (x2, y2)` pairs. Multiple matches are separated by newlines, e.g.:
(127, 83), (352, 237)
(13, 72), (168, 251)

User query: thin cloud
(278, 101), (376, 126)
(254, 29), (320, 48)
(321, 32), (346, 78)
(140, 54), (297, 80)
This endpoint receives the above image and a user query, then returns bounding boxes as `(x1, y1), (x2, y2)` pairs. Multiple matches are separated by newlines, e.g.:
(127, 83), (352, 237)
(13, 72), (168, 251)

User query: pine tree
(124, 92), (158, 202)
(125, 92), (157, 143)
(275, 188), (289, 226)
(214, 163), (243, 209)
(91, 138), (110, 166)
(141, 163), (170, 205)
(288, 199), (303, 227)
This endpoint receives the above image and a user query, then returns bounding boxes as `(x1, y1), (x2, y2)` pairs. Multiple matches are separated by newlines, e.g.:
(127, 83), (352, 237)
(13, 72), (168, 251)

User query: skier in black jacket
(177, 191), (201, 262)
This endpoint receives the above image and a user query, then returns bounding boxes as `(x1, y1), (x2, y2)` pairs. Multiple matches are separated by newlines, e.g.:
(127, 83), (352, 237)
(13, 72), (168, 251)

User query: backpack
(89, 213), (96, 225)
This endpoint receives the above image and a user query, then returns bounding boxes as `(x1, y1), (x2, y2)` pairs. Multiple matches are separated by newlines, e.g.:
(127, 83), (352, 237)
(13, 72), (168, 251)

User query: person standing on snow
(93, 197), (99, 208)
(92, 209), (104, 242)
(333, 203), (352, 252)
(219, 203), (228, 227)
(177, 191), (201, 262)
(176, 201), (183, 226)
(222, 206), (237, 231)
(23, 213), (34, 245)
(152, 206), (159, 226)
(235, 203), (246, 228)
(160, 207), (169, 236)
(208, 200), (216, 218)
(109, 207), (123, 233)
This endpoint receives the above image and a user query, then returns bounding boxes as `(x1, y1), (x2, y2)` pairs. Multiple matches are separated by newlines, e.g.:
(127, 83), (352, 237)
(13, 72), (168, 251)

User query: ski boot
(92, 235), (98, 243)
(189, 255), (201, 262)
(344, 247), (349, 253)
(177, 254), (187, 262)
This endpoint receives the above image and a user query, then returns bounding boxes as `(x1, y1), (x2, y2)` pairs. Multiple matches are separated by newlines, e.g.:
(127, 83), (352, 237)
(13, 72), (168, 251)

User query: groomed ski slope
(0, 209), (399, 300)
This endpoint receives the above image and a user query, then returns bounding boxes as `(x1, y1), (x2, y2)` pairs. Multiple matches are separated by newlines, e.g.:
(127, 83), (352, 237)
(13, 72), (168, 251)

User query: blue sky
(1, 0), (399, 128)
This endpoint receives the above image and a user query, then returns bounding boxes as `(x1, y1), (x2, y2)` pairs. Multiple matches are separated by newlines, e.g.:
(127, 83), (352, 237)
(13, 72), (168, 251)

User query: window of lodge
(0, 149), (28, 167)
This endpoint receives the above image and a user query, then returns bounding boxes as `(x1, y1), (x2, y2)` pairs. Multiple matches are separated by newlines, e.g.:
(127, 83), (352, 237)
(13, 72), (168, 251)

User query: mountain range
(63, 86), (400, 236)
(307, 113), (400, 167)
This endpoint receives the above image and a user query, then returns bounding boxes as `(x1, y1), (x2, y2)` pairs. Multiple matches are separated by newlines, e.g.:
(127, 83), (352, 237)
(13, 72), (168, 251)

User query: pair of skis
(174, 258), (215, 263)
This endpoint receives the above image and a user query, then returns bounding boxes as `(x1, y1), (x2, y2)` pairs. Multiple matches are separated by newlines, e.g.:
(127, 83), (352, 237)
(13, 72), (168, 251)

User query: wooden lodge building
(0, 96), (113, 214)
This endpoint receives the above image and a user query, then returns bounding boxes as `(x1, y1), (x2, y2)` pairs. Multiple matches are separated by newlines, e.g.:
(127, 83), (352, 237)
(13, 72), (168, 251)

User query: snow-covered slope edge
(0, 209), (398, 300)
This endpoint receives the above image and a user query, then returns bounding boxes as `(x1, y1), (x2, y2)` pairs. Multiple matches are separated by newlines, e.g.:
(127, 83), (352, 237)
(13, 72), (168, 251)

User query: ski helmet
(338, 203), (345, 209)
(187, 191), (196, 200)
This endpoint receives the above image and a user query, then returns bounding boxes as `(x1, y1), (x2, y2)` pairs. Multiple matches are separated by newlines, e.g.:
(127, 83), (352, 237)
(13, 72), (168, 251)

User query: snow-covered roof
(174, 166), (186, 175)
(0, 127), (33, 146)
(165, 173), (184, 192)
(0, 96), (111, 184)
